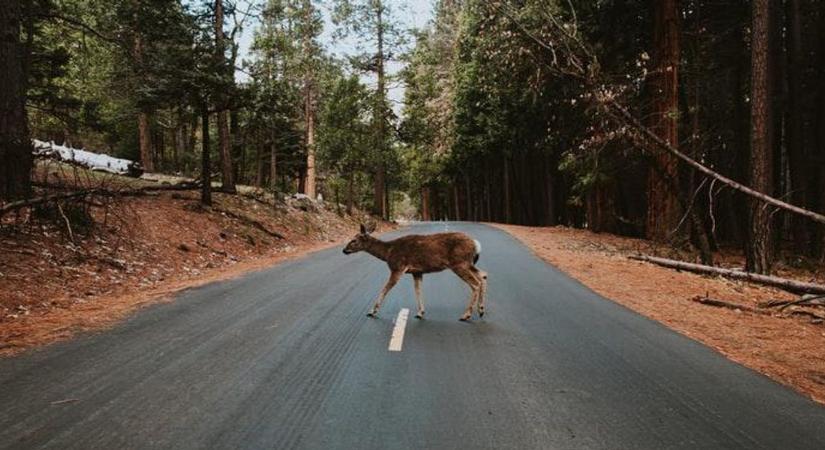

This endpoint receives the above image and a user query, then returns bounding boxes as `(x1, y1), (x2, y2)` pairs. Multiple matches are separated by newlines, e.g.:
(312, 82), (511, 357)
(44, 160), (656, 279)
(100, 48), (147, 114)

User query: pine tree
(214, 0), (235, 192)
(0, 0), (32, 200)
(646, 0), (681, 241)
(746, 0), (774, 273)
(333, 0), (404, 219)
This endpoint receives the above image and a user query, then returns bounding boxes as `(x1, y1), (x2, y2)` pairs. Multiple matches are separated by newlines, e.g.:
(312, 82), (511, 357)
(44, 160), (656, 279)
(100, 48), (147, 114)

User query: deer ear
(359, 224), (367, 234)
(366, 221), (377, 233)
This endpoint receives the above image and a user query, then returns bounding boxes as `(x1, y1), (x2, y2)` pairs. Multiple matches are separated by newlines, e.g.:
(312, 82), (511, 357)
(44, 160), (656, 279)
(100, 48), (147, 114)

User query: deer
(342, 223), (487, 321)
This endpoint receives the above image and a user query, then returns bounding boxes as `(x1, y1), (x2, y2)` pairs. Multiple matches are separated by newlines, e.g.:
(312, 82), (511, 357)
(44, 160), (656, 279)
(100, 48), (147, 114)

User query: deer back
(384, 232), (477, 273)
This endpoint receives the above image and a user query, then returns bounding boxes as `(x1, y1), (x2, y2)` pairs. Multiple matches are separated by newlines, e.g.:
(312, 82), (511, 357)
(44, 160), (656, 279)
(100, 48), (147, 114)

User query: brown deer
(343, 223), (487, 321)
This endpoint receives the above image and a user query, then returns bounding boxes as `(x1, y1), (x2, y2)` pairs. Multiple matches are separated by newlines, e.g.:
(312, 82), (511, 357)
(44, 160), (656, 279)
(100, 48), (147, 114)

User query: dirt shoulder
(494, 224), (825, 404)
(1, 187), (380, 356)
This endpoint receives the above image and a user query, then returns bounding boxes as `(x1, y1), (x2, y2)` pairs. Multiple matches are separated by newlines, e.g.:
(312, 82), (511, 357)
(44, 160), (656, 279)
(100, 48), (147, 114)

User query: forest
(2, 0), (825, 277)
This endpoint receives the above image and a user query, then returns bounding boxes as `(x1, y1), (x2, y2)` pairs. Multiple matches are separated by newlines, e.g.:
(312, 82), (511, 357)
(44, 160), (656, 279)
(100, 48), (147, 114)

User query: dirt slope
(1, 183), (373, 356)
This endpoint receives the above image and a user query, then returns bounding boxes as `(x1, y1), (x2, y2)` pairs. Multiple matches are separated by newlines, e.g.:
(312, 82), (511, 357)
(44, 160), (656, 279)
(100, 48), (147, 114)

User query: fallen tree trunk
(758, 295), (825, 310)
(212, 206), (285, 240)
(0, 183), (200, 217)
(604, 99), (825, 226)
(630, 254), (825, 295)
(0, 189), (101, 215)
(690, 296), (767, 314)
(692, 296), (825, 323)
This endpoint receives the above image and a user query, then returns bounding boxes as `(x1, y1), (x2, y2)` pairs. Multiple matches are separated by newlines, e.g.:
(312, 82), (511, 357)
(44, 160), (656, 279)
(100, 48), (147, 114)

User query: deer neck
(364, 236), (391, 261)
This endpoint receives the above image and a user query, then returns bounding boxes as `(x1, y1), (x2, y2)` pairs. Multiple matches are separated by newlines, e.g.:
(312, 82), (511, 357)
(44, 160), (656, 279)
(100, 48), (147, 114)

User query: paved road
(2, 222), (825, 449)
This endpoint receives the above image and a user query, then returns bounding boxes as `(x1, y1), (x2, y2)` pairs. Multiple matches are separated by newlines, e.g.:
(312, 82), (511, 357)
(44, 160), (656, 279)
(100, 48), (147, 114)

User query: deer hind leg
(453, 265), (482, 321)
(368, 270), (403, 317)
(471, 266), (488, 317)
(413, 274), (425, 319)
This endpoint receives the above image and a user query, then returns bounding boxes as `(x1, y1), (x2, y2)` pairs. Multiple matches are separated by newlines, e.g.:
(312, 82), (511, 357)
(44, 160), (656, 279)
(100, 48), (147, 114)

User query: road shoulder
(493, 223), (825, 405)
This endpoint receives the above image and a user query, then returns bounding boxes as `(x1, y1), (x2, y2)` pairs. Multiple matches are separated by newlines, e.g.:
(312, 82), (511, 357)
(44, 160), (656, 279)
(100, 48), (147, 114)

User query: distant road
(2, 222), (825, 449)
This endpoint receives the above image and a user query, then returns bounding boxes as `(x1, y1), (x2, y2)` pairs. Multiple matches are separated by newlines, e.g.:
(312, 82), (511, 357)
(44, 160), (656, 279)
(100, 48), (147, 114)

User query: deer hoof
(415, 313), (424, 320)
(367, 311), (377, 318)
(459, 315), (471, 322)
(479, 311), (485, 318)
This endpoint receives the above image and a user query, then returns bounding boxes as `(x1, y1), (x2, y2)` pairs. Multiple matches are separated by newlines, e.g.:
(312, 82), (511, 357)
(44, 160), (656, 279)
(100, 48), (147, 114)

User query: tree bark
(747, 0), (774, 274)
(787, 0), (809, 253)
(373, 168), (385, 217)
(201, 105), (212, 206)
(646, 0), (681, 241)
(230, 109), (242, 183)
(269, 133), (277, 192)
(255, 144), (264, 187)
(302, 0), (317, 200)
(215, 0), (235, 193)
(304, 86), (317, 198)
(0, 0), (33, 200)
(421, 186), (431, 221)
(816, 4), (825, 255)
(133, 29), (154, 173)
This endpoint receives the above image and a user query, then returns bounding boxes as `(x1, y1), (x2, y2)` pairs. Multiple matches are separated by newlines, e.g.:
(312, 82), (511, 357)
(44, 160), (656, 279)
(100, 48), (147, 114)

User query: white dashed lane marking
(388, 308), (410, 352)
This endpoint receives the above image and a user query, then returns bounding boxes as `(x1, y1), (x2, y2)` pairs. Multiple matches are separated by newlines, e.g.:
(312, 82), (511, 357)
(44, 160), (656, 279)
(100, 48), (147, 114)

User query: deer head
(343, 223), (377, 254)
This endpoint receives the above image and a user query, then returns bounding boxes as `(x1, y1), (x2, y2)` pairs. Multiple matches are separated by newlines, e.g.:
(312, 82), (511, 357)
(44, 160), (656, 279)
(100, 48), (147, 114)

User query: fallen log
(759, 295), (825, 310)
(0, 183), (200, 217)
(787, 309), (825, 322)
(692, 296), (825, 325)
(0, 189), (100, 216)
(630, 254), (825, 295)
(690, 296), (768, 314)
(212, 206), (286, 240)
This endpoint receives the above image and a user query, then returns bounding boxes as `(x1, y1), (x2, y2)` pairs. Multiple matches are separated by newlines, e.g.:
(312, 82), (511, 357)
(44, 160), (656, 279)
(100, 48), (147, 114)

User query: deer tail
(473, 239), (481, 264)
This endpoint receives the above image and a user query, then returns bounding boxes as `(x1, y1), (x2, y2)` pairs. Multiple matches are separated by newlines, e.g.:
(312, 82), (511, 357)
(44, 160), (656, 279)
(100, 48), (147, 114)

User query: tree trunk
(586, 184), (616, 233)
(545, 155), (556, 225)
(201, 105), (212, 206)
(453, 185), (460, 221)
(421, 186), (431, 221)
(215, 0), (235, 193)
(269, 135), (277, 192)
(373, 169), (385, 218)
(465, 174), (472, 221)
(230, 109), (242, 183)
(255, 145), (264, 187)
(302, 0), (317, 200)
(137, 111), (154, 172)
(747, 0), (774, 274)
(0, 0), (32, 200)
(132, 25), (154, 173)
(787, 0), (809, 253)
(304, 87), (316, 198)
(646, 0), (681, 241)
(217, 114), (233, 191)
(371, 0), (388, 219)
(814, 4), (825, 256)
(347, 172), (355, 215)
(503, 156), (512, 223)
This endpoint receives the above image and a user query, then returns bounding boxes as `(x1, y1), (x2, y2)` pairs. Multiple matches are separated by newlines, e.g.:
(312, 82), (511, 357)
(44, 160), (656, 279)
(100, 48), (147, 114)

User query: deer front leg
(367, 270), (403, 317)
(413, 274), (425, 319)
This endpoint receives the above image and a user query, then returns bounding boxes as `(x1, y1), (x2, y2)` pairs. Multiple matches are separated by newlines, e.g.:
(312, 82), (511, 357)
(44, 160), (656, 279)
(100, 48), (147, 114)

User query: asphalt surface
(2, 222), (825, 449)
